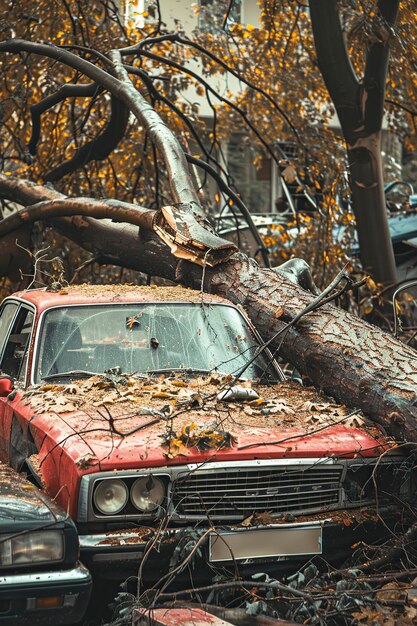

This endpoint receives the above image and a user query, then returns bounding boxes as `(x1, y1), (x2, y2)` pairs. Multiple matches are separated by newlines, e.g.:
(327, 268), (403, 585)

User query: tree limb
(29, 82), (100, 155)
(45, 95), (129, 181)
(0, 197), (155, 237)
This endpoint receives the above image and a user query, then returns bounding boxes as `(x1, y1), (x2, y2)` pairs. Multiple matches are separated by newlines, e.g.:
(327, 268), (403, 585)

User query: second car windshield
(35, 303), (279, 383)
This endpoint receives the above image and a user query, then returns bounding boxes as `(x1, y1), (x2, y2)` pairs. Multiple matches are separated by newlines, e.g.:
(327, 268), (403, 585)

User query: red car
(0, 285), (412, 585)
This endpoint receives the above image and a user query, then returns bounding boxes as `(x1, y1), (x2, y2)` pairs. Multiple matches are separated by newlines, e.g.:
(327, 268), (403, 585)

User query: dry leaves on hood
(21, 375), (382, 447)
(162, 421), (237, 458)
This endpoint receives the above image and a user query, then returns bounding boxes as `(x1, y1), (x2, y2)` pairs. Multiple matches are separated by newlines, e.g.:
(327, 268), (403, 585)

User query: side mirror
(0, 376), (14, 398)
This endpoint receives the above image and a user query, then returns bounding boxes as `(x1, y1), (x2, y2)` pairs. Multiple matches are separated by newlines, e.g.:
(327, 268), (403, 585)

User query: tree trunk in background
(309, 0), (399, 286)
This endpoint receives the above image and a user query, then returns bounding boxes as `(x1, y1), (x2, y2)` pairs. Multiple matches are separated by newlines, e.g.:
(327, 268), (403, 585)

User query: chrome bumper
(0, 563), (91, 587)
(0, 563), (92, 625)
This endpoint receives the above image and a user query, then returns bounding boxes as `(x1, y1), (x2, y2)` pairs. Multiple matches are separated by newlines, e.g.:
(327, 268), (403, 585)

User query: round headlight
(131, 475), (165, 512)
(94, 479), (128, 515)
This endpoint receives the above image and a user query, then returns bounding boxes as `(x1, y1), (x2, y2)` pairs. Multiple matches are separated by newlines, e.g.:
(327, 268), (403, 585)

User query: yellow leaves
(281, 163), (297, 183)
(366, 276), (378, 293)
(361, 298), (374, 316)
(151, 391), (176, 399)
(165, 438), (190, 459)
(246, 23), (256, 32)
(163, 422), (237, 458)
(251, 397), (264, 406)
(76, 453), (99, 469)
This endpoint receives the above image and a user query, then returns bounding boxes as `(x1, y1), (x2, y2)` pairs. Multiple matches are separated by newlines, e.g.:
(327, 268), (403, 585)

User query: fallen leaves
(162, 422), (237, 458)
(76, 452), (99, 469)
(21, 374), (383, 453)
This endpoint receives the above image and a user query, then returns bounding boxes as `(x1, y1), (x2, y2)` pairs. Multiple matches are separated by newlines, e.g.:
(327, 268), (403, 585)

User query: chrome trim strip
(0, 563), (91, 586)
(185, 458), (338, 471)
(80, 533), (149, 548)
(79, 520), (331, 550)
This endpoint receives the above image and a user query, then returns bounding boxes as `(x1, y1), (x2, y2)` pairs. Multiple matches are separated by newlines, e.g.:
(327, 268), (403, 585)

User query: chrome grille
(172, 465), (343, 520)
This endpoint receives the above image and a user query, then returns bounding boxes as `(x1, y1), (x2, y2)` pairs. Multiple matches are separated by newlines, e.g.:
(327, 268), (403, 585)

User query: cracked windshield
(36, 303), (278, 383)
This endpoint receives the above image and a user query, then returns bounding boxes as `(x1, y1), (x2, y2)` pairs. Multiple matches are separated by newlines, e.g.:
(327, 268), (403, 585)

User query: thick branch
(46, 95), (129, 181)
(29, 82), (100, 155)
(0, 174), (177, 280)
(308, 0), (360, 140)
(363, 0), (400, 133)
(0, 39), (237, 266)
(0, 197), (154, 237)
(109, 50), (200, 208)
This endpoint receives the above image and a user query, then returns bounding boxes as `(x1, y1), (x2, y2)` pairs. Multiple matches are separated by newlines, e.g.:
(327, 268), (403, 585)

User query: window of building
(226, 133), (273, 214)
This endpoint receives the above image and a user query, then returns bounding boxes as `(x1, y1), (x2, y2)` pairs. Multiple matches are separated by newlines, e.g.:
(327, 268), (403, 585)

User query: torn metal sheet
(153, 202), (237, 266)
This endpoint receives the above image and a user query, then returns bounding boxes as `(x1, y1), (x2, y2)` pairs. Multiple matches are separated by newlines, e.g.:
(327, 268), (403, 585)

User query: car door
(0, 301), (35, 464)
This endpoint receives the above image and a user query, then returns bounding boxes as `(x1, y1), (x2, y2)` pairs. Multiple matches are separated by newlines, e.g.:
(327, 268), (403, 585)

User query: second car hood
(0, 463), (68, 528)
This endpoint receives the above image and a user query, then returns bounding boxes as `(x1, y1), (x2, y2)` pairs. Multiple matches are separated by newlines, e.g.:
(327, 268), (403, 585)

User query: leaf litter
(22, 374), (387, 456)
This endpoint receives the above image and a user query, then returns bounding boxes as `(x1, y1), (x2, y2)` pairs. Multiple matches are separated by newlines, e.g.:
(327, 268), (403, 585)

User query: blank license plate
(209, 526), (322, 562)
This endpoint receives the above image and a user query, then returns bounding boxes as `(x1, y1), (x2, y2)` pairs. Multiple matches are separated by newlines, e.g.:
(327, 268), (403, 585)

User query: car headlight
(94, 479), (128, 515)
(0, 530), (64, 567)
(131, 476), (165, 512)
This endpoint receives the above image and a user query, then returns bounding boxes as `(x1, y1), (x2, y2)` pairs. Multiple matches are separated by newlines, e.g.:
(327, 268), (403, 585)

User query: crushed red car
(0, 285), (413, 587)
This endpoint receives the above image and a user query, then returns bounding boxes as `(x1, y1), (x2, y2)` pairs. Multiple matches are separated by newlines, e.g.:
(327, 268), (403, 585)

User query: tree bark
(2, 174), (417, 445)
(0, 175), (177, 282)
(309, 0), (399, 285)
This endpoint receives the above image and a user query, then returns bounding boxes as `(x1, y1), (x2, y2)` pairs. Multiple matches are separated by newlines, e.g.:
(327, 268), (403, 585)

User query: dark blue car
(0, 463), (91, 625)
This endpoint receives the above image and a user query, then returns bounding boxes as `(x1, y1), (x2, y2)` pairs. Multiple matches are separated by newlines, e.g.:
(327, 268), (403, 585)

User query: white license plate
(209, 526), (322, 562)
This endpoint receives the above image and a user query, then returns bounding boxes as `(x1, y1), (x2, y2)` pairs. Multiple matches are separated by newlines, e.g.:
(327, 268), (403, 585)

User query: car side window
(0, 302), (19, 360)
(0, 307), (34, 381)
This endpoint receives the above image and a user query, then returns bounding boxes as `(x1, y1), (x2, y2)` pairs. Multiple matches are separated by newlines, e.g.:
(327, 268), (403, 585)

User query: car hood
(0, 463), (68, 528)
(32, 406), (389, 473)
(20, 377), (391, 481)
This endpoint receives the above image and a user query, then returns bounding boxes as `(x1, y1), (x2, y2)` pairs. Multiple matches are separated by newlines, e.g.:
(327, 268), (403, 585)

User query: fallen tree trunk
(1, 174), (417, 444)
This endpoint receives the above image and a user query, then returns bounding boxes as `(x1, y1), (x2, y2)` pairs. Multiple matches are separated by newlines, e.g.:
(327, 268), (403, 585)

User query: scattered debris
(217, 385), (259, 402)
(21, 376), (386, 448)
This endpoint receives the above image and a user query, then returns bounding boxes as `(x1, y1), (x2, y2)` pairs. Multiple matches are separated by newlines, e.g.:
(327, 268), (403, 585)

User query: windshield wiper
(146, 368), (213, 376)
(42, 370), (97, 381)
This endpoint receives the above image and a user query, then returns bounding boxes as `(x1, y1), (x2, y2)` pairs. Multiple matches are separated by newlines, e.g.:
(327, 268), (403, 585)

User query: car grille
(172, 465), (343, 520)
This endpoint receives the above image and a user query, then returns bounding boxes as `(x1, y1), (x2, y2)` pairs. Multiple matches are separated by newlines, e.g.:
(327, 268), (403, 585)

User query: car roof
(12, 284), (232, 314)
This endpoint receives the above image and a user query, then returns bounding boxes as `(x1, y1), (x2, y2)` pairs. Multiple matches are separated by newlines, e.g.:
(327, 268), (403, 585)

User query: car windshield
(34, 303), (279, 383)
